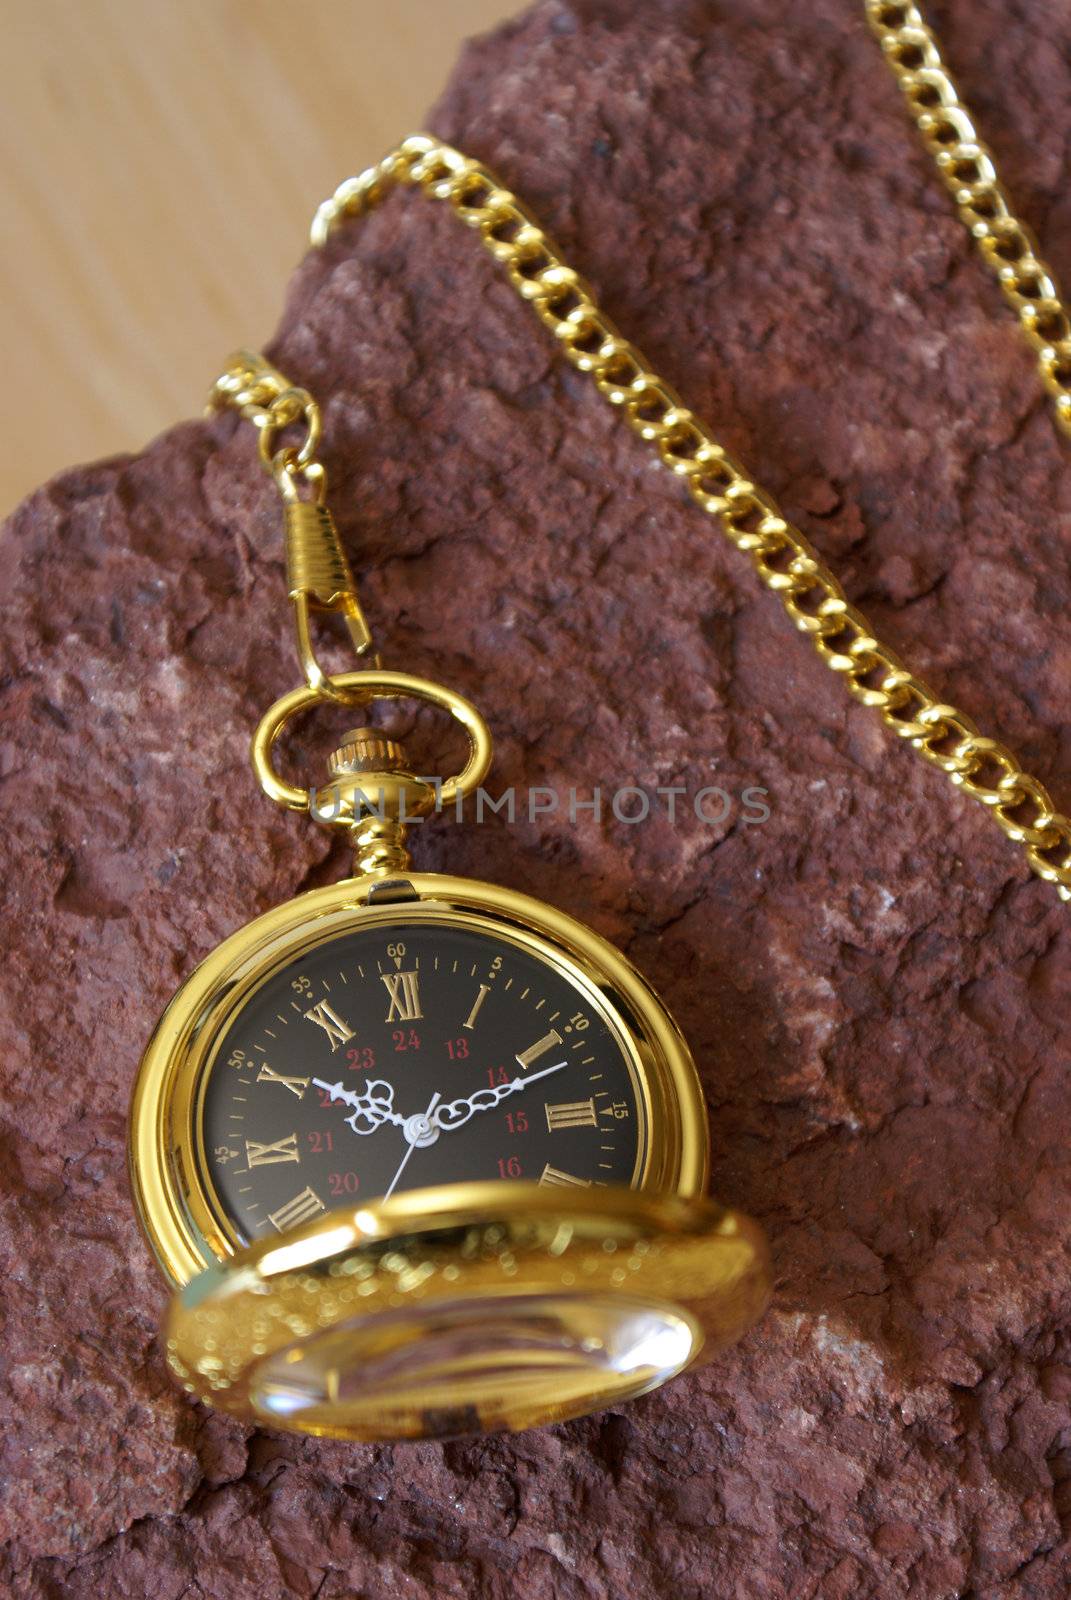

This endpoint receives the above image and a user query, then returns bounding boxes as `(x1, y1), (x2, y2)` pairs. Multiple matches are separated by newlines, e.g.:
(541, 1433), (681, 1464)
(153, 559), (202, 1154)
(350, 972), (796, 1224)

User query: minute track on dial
(200, 915), (646, 1238)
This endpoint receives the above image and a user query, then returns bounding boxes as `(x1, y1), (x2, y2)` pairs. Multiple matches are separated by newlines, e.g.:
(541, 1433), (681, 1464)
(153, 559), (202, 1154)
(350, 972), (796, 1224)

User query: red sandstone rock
(2, 1), (1071, 1595)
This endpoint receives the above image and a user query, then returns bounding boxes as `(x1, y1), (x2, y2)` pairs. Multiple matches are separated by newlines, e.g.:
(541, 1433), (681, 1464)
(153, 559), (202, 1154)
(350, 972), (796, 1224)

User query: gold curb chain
(212, 1), (1071, 901)
(866, 0), (1071, 437)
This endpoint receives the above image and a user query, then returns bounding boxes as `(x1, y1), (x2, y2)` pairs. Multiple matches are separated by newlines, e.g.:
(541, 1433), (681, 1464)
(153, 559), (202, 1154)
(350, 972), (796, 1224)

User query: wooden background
(1, 0), (512, 515)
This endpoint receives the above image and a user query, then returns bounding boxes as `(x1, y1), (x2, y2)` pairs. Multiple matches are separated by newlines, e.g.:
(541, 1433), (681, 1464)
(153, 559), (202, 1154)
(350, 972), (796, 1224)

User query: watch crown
(328, 727), (409, 777)
(314, 726), (438, 879)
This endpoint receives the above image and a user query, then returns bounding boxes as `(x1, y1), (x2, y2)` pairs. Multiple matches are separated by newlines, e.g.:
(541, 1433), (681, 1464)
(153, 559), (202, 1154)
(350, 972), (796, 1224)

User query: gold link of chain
(304, 128), (1071, 899)
(208, 349), (376, 698)
(865, 0), (1071, 437)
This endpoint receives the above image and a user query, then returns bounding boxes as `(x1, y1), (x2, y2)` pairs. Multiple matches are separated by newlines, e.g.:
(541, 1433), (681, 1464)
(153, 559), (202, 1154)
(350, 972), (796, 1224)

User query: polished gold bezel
(130, 872), (711, 1289)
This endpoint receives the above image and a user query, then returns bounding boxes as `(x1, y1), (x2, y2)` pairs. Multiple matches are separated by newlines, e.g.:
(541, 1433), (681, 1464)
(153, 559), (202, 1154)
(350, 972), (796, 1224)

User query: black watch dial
(201, 917), (647, 1242)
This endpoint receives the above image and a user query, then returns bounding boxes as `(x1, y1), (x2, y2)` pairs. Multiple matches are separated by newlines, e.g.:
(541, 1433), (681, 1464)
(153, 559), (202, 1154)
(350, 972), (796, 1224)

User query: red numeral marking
(306, 1129), (334, 1154)
(446, 1037), (470, 1060)
(505, 1110), (528, 1134)
(328, 1171), (360, 1196)
(345, 1045), (376, 1073)
(393, 1029), (420, 1051)
(497, 1155), (522, 1179)
(486, 1066), (510, 1088)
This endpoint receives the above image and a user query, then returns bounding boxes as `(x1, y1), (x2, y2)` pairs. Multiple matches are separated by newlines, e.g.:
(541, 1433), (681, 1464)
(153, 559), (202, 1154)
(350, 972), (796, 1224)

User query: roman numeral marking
(382, 970), (422, 1023)
(257, 1063), (309, 1099)
(463, 984), (490, 1030)
(304, 1001), (354, 1051)
(539, 1164), (592, 1187)
(516, 1028), (563, 1071)
(245, 1133), (300, 1168)
(545, 1097), (598, 1132)
(268, 1187), (325, 1232)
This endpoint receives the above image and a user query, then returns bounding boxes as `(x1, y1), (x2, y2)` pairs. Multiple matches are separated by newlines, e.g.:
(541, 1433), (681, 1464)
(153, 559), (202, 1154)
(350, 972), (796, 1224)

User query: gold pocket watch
(131, 672), (770, 1440)
(129, 281), (773, 1433)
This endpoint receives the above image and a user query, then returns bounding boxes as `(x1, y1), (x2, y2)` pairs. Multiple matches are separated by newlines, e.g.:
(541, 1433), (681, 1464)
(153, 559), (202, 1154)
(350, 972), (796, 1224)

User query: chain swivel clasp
(284, 499), (376, 696)
(209, 349), (377, 700)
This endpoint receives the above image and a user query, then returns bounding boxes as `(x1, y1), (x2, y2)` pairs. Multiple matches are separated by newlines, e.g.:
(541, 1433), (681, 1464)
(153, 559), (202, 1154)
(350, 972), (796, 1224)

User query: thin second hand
(383, 1090), (441, 1200)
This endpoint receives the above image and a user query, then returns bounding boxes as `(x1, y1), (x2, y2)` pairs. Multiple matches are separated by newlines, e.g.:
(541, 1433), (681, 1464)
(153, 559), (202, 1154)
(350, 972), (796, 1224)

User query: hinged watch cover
(165, 1181), (770, 1440)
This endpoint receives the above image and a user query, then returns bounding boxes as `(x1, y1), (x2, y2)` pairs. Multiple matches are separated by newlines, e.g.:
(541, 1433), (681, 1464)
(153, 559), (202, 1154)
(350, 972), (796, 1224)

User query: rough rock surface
(3, 1), (1071, 1595)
